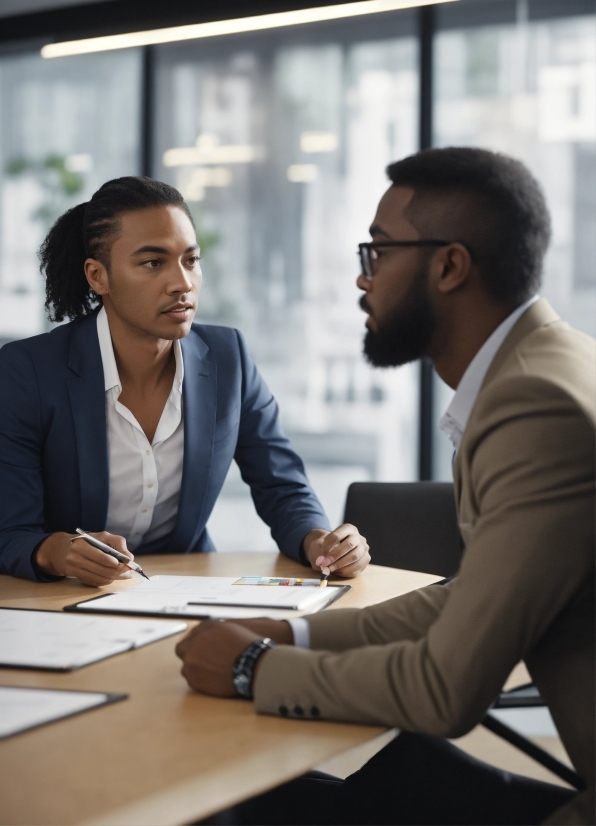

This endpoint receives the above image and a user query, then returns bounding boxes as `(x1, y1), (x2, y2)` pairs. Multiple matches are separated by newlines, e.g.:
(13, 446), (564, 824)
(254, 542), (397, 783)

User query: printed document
(68, 575), (349, 618)
(0, 609), (187, 670)
(0, 686), (125, 739)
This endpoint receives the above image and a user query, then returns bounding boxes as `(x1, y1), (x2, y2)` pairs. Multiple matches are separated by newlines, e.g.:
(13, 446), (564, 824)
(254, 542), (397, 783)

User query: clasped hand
(303, 523), (370, 577)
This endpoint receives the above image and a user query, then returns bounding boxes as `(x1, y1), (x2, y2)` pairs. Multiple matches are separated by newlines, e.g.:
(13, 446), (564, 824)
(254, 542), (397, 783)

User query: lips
(162, 305), (194, 322)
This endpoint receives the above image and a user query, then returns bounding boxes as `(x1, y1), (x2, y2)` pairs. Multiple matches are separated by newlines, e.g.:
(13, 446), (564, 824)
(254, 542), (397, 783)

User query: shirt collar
(96, 305), (184, 399)
(439, 295), (539, 451)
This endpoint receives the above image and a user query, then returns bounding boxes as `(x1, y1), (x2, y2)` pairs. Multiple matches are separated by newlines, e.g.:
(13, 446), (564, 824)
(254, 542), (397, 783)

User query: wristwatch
(232, 637), (276, 699)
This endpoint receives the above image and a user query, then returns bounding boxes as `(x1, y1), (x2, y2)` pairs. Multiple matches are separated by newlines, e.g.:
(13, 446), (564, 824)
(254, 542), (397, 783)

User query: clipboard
(0, 607), (187, 671)
(0, 686), (127, 740)
(64, 580), (351, 620)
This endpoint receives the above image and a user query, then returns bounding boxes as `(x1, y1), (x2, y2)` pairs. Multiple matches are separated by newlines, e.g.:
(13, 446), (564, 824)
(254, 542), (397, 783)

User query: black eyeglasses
(358, 240), (453, 280)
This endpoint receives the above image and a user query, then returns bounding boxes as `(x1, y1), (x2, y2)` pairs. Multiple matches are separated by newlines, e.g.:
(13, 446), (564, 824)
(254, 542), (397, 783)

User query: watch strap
(232, 637), (276, 699)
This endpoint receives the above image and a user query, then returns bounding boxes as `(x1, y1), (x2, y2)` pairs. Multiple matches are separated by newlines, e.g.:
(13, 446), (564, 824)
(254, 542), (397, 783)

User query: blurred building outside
(0, 2), (593, 549)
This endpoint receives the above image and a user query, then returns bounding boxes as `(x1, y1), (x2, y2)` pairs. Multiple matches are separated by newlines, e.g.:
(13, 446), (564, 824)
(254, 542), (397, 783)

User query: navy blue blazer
(0, 310), (330, 581)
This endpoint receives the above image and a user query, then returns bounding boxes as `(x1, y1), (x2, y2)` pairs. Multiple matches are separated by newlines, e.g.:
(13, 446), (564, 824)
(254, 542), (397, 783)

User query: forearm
(306, 582), (452, 651)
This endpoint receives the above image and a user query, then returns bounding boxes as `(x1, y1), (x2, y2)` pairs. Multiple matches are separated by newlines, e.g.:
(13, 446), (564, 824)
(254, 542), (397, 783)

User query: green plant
(5, 154), (85, 228)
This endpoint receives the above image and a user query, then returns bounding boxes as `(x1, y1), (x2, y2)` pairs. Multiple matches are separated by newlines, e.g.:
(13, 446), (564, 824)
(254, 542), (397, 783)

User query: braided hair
(39, 176), (195, 322)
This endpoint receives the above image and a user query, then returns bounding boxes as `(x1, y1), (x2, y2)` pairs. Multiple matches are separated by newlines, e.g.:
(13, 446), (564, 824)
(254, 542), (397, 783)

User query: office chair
(343, 482), (583, 791)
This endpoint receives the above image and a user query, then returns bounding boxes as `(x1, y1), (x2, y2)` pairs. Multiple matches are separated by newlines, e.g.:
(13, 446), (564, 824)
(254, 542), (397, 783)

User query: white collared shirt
(439, 296), (539, 452)
(290, 296), (540, 650)
(97, 307), (185, 551)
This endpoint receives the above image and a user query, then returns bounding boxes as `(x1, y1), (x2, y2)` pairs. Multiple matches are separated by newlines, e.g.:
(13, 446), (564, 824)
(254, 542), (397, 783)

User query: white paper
(0, 686), (116, 739)
(75, 575), (341, 616)
(0, 609), (187, 670)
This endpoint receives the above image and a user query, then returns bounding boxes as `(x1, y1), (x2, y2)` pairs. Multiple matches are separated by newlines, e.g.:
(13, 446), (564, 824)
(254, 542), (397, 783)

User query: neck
(103, 302), (175, 390)
(429, 298), (515, 390)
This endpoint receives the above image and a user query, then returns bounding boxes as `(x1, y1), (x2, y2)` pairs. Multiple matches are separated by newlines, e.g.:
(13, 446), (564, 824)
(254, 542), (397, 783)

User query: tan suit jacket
(255, 300), (596, 825)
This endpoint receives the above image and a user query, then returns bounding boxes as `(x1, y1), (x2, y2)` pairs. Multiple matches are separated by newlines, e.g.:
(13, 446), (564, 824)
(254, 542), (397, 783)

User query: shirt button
(310, 706), (320, 717)
(146, 450), (151, 455)
(147, 483), (154, 488)
(278, 706), (289, 716)
(293, 705), (304, 716)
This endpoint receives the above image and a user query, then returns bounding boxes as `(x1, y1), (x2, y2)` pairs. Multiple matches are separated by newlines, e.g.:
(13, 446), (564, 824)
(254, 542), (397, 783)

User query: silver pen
(72, 529), (150, 580)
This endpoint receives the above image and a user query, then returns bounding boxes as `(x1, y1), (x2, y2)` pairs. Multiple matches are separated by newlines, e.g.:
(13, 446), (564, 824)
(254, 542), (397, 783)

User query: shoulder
(188, 323), (242, 348)
(490, 320), (595, 425)
(186, 323), (253, 363)
(0, 314), (99, 395)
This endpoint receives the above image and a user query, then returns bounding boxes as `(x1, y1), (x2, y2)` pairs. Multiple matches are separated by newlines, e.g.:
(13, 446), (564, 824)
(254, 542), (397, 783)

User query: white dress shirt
(97, 307), (185, 551)
(438, 296), (539, 451)
(289, 296), (539, 649)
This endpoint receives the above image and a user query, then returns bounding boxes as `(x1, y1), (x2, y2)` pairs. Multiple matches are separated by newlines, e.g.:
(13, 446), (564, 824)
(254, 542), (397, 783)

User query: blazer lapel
(65, 311), (110, 530)
(169, 330), (217, 553)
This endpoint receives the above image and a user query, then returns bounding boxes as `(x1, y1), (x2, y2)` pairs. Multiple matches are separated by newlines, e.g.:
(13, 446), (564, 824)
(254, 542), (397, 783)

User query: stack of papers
(0, 609), (187, 671)
(67, 575), (350, 619)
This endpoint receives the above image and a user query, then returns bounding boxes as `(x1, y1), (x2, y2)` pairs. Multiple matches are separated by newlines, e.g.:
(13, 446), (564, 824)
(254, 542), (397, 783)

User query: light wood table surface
(0, 553), (440, 826)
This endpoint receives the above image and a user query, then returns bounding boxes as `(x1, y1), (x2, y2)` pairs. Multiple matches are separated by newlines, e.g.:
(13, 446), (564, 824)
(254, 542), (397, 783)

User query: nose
(168, 262), (196, 295)
(356, 272), (371, 291)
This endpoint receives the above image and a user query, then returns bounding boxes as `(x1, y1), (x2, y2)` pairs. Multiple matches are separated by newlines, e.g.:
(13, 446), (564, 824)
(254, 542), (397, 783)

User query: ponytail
(40, 202), (93, 323)
(39, 176), (194, 323)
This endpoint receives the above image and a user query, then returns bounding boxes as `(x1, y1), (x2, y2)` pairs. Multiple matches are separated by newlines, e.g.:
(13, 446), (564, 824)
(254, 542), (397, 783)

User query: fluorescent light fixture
(41, 0), (459, 58)
(164, 133), (261, 167)
(181, 167), (233, 200)
(300, 131), (338, 153)
(287, 164), (318, 182)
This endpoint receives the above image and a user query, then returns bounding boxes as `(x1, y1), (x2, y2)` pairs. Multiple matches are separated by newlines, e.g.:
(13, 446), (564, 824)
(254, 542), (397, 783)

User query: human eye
(186, 254), (202, 267)
(141, 258), (162, 270)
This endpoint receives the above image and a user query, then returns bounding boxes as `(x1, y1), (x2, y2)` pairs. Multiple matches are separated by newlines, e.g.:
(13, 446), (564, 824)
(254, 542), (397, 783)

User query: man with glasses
(176, 147), (595, 826)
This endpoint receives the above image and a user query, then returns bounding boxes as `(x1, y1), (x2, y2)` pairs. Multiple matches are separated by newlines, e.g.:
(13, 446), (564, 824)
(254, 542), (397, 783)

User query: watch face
(234, 673), (251, 697)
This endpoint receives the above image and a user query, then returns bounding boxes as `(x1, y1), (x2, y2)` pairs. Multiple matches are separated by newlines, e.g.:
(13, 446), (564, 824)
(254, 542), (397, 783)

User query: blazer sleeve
(254, 377), (595, 736)
(232, 329), (331, 562)
(0, 343), (57, 581)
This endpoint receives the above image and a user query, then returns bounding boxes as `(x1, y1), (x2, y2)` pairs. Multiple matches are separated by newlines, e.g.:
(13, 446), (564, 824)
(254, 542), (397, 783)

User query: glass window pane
(154, 18), (420, 549)
(0, 49), (142, 340)
(432, 10), (596, 480)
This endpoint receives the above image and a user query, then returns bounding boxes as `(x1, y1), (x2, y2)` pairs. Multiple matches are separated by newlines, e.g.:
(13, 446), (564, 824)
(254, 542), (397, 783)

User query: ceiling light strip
(41, 0), (458, 58)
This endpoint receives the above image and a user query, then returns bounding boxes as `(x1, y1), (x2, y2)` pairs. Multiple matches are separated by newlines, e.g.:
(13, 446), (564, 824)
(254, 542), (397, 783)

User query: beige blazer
(255, 300), (596, 825)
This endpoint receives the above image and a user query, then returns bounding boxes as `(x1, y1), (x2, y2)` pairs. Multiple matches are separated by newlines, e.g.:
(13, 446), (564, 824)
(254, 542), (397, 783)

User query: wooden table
(0, 553), (440, 826)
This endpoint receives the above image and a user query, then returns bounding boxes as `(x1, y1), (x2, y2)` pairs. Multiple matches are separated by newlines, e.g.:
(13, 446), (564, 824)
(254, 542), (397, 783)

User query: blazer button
(310, 706), (320, 717)
(293, 705), (304, 716)
(279, 705), (289, 716)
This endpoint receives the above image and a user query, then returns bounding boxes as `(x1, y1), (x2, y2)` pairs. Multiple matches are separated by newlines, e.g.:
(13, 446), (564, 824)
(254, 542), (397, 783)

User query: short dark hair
(386, 147), (551, 306)
(39, 176), (195, 322)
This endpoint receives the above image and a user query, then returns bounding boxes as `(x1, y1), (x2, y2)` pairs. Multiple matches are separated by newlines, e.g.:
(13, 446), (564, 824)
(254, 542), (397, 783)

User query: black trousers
(202, 731), (575, 826)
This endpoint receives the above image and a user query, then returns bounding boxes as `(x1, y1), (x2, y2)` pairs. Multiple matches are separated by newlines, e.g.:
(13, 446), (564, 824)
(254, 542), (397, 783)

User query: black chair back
(343, 482), (462, 577)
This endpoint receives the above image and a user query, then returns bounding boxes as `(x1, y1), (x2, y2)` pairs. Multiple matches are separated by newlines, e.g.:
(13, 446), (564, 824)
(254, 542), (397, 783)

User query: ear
(84, 258), (109, 296)
(430, 243), (473, 295)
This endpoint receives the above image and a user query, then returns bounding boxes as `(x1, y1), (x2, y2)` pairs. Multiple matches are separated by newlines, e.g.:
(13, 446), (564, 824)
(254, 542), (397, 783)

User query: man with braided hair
(0, 176), (370, 584)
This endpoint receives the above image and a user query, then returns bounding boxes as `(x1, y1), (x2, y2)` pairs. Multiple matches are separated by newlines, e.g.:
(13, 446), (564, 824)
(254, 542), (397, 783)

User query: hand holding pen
(34, 529), (145, 587)
(73, 530), (150, 581)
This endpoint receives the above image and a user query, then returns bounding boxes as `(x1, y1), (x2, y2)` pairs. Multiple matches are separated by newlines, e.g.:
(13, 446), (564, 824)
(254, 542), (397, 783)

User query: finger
(317, 536), (361, 568)
(69, 541), (121, 569)
(331, 551), (371, 578)
(328, 537), (367, 569)
(72, 567), (117, 587)
(315, 524), (361, 563)
(70, 543), (133, 577)
(97, 532), (134, 559)
(66, 555), (126, 582)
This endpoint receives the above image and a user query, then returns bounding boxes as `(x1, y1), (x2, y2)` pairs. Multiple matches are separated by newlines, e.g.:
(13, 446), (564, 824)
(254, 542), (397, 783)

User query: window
(0, 49), (142, 340)
(153, 14), (420, 547)
(432, 6), (596, 481)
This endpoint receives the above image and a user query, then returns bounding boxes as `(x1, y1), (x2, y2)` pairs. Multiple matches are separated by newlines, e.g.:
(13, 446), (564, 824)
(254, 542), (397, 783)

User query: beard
(362, 263), (437, 368)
